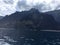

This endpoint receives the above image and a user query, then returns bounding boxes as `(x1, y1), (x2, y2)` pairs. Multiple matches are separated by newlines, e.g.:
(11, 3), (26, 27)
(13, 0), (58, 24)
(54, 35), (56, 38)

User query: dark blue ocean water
(0, 29), (60, 45)
(40, 31), (60, 45)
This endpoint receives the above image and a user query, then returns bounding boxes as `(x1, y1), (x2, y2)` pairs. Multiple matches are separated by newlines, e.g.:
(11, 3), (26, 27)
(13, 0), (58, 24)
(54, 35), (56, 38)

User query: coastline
(40, 30), (60, 32)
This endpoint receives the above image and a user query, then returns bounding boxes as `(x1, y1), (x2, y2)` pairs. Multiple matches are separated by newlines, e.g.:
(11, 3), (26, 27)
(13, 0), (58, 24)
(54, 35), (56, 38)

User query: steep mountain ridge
(0, 8), (58, 29)
(45, 10), (60, 22)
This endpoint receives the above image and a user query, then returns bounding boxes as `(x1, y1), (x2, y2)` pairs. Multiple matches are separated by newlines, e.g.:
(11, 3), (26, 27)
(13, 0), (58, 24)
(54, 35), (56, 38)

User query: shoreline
(0, 28), (15, 30)
(40, 30), (60, 32)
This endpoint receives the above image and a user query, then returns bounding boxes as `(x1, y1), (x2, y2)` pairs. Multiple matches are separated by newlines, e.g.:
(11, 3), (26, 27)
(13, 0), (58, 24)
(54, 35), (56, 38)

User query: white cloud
(0, 0), (60, 16)
(0, 0), (18, 16)
(34, 0), (60, 12)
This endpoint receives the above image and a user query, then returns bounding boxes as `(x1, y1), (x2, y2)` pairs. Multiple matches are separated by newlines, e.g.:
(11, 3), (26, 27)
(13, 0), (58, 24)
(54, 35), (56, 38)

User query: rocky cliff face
(0, 8), (58, 30)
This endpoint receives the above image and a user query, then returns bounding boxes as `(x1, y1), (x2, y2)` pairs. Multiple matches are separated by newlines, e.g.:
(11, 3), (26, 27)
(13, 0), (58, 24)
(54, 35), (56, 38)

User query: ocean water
(0, 28), (17, 45)
(0, 29), (60, 45)
(0, 28), (40, 45)
(0, 28), (37, 45)
(40, 31), (60, 45)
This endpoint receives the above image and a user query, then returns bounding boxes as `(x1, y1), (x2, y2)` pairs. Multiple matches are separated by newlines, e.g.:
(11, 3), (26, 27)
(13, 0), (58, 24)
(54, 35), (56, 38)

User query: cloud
(0, 0), (60, 16)
(0, 0), (18, 16)
(16, 0), (33, 11)
(3, 0), (14, 4)
(33, 0), (60, 12)
(16, 0), (54, 12)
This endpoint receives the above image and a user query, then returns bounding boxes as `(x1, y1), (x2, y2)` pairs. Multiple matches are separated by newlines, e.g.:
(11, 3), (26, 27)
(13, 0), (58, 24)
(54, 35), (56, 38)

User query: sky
(0, 0), (60, 16)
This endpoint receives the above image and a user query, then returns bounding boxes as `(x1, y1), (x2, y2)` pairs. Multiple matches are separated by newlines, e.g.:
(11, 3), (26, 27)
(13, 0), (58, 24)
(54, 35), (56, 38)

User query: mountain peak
(28, 8), (40, 14)
(30, 8), (38, 11)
